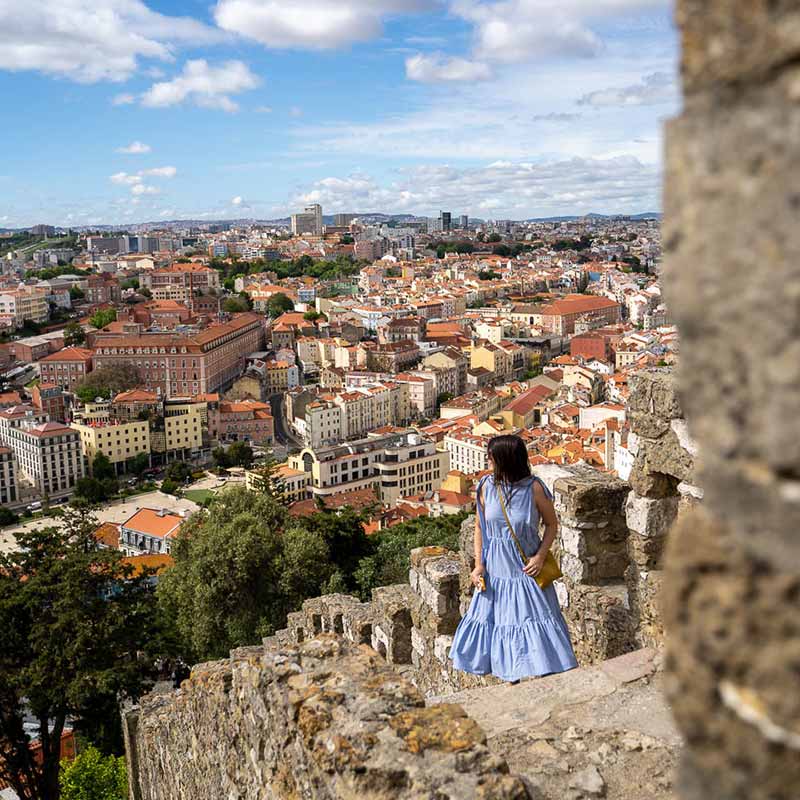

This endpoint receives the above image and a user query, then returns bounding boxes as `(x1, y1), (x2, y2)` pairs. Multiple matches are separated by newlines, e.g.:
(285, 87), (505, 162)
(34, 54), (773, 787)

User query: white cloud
(0, 0), (223, 83)
(109, 166), (176, 195)
(231, 196), (244, 205)
(405, 53), (491, 82)
(142, 166), (177, 177)
(450, 0), (668, 64)
(112, 93), (136, 106)
(213, 0), (431, 49)
(116, 141), (151, 154)
(578, 71), (676, 107)
(289, 106), (304, 118)
(255, 105), (273, 113)
(110, 172), (142, 186)
(291, 156), (661, 218)
(140, 59), (260, 112)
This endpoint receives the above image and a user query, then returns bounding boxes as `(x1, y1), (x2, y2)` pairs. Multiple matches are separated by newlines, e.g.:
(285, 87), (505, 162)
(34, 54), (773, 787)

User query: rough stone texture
(125, 634), (531, 800)
(662, 510), (800, 800)
(663, 6), (800, 796)
(431, 648), (681, 800)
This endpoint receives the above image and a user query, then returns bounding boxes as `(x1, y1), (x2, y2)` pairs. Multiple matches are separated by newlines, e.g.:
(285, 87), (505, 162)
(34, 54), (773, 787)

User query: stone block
(625, 494), (679, 539)
(677, 0), (800, 93)
(559, 582), (636, 665)
(662, 509), (800, 798)
(371, 584), (415, 665)
(434, 635), (454, 665)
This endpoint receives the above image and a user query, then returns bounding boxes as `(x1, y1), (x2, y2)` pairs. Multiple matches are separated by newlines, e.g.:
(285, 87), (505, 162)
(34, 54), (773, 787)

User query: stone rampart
(124, 635), (529, 800)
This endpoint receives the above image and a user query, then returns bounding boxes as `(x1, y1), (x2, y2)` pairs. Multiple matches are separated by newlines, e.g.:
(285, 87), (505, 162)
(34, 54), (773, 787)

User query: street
(269, 393), (303, 450)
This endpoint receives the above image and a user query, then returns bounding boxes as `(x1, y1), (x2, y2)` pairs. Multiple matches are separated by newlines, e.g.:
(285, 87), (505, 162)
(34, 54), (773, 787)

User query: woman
(450, 434), (577, 682)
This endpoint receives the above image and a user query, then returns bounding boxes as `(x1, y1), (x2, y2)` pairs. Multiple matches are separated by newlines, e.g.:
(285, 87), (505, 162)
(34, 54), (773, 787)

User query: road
(269, 393), (303, 450)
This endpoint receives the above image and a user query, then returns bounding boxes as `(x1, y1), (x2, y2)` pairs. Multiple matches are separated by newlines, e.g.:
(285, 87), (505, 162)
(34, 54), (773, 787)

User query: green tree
(91, 452), (115, 481)
(487, 232), (502, 243)
(88, 309), (116, 329)
(0, 507), (159, 800)
(160, 478), (179, 496)
(68, 287), (84, 301)
(295, 505), (376, 594)
(157, 487), (291, 660)
(73, 477), (110, 505)
(222, 295), (249, 313)
(164, 461), (192, 483)
(212, 446), (230, 469)
(59, 747), (127, 800)
(0, 506), (18, 526)
(63, 321), (85, 347)
(75, 364), (140, 404)
(303, 310), (322, 322)
(354, 513), (466, 599)
(266, 292), (294, 318)
(126, 452), (150, 477)
(226, 441), (254, 468)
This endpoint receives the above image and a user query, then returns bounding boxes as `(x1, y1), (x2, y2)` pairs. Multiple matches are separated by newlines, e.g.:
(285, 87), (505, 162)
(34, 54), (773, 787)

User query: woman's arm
(523, 480), (558, 577)
(470, 485), (485, 587)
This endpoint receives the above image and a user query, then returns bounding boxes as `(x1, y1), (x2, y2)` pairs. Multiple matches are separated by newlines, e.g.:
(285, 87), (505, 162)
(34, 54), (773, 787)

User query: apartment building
(302, 382), (410, 448)
(443, 430), (492, 476)
(395, 372), (437, 418)
(0, 447), (17, 505)
(538, 295), (621, 335)
(288, 431), (447, 505)
(2, 420), (85, 498)
(218, 399), (274, 444)
(0, 286), (49, 328)
(86, 273), (122, 305)
(470, 341), (514, 384)
(30, 383), (67, 423)
(38, 347), (94, 392)
(71, 417), (150, 472)
(264, 359), (300, 393)
(141, 262), (220, 302)
(422, 347), (468, 396)
(92, 312), (265, 398)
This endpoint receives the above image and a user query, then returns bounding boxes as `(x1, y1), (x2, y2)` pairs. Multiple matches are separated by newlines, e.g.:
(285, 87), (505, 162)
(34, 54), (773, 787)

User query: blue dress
(450, 475), (578, 682)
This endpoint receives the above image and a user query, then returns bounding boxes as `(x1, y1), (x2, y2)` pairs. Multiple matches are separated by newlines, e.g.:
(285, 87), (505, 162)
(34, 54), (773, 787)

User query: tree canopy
(0, 508), (160, 800)
(74, 363), (140, 404)
(63, 321), (85, 347)
(266, 292), (294, 318)
(88, 309), (116, 329)
(59, 747), (127, 800)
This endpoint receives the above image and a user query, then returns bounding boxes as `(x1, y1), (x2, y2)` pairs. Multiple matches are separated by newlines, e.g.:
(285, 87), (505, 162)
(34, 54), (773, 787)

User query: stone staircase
(429, 648), (682, 800)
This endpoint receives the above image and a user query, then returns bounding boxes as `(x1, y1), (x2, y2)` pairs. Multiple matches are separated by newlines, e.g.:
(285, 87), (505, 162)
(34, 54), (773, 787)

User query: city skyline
(0, 0), (677, 227)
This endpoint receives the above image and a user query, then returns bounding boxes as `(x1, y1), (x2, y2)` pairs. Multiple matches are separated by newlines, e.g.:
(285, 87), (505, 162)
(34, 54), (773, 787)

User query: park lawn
(183, 489), (215, 504)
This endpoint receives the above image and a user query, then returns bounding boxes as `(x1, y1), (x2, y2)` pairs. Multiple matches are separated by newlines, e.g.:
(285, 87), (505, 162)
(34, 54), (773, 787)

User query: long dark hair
(488, 434), (531, 485)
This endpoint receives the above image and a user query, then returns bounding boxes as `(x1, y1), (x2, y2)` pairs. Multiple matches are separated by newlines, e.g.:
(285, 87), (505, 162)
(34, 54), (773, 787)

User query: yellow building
(164, 404), (204, 453)
(71, 418), (151, 471)
(245, 463), (310, 502)
(470, 342), (513, 383)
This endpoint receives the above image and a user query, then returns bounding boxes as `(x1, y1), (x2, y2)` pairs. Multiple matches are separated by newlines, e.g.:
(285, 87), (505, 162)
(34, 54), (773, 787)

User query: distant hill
(524, 212), (662, 223)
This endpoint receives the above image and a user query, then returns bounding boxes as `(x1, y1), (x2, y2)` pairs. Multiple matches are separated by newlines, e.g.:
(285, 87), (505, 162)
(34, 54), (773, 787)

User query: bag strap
(496, 483), (528, 566)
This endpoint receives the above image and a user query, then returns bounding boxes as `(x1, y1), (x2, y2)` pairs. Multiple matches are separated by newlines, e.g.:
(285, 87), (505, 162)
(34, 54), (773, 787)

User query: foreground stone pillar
(663, 3), (800, 797)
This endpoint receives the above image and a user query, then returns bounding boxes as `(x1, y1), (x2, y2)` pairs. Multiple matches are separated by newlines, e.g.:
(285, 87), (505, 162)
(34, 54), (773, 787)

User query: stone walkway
(429, 648), (682, 800)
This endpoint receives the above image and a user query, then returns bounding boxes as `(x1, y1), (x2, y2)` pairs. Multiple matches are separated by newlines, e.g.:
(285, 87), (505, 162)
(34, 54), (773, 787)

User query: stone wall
(662, 3), (800, 797)
(124, 635), (529, 800)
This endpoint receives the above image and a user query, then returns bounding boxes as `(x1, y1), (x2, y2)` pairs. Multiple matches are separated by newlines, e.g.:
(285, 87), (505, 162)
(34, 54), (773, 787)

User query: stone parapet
(124, 635), (530, 800)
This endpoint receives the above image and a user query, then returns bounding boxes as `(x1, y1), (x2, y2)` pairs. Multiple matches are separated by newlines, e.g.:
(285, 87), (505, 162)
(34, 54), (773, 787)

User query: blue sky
(0, 0), (678, 227)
